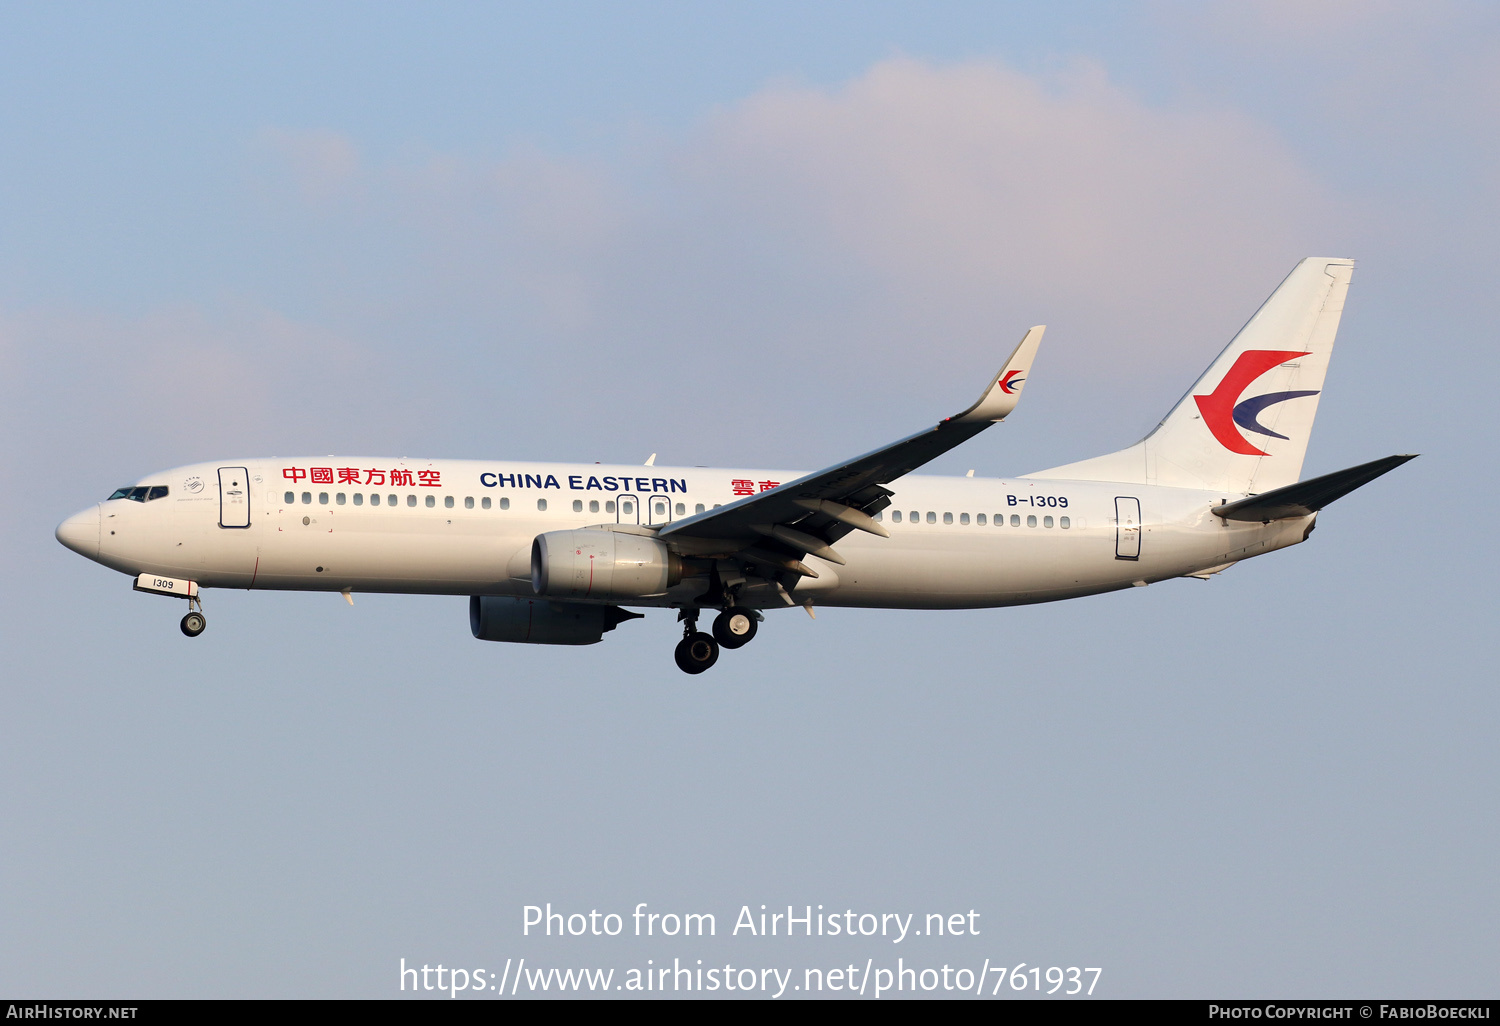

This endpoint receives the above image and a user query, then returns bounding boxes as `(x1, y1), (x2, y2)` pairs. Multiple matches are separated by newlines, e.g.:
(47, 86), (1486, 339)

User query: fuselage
(56, 457), (1311, 610)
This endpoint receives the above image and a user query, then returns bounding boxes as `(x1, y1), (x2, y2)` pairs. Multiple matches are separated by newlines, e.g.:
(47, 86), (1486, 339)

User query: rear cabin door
(1114, 496), (1141, 560)
(219, 467), (251, 528)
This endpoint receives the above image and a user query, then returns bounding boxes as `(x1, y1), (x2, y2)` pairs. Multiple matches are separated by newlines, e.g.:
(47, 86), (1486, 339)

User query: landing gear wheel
(674, 631), (719, 674)
(180, 611), (206, 637)
(713, 607), (757, 649)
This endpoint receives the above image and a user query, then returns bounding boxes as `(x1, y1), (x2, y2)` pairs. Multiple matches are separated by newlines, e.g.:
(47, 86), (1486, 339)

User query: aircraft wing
(657, 327), (1044, 577)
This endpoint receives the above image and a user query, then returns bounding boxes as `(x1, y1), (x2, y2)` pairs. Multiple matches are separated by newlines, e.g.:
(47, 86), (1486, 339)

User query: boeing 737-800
(56, 258), (1413, 673)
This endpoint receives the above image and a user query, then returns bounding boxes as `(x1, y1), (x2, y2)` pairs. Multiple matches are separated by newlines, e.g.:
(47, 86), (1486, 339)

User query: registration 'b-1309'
(57, 258), (1413, 673)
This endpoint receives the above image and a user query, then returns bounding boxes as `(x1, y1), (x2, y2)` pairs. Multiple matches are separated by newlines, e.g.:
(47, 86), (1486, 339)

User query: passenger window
(909, 510), (919, 522)
(892, 511), (902, 523)
(425, 495), (435, 508)
(498, 497), (507, 510)
(371, 494), (380, 506)
(1060, 516), (1070, 529)
(537, 499), (548, 511)
(573, 499), (583, 512)
(484, 497), (494, 510)
(695, 504), (705, 514)
(465, 496), (474, 509)
(874, 511), (883, 521)
(302, 492), (312, 504)
(654, 501), (666, 517)
(589, 500), (600, 513)
(444, 495), (454, 508)
(605, 501), (616, 513)
(1027, 515), (1037, 527)
(1011, 514), (1021, 527)
(284, 491), (295, 504)
(622, 501), (633, 515)
(926, 512), (936, 524)
(353, 493), (364, 506)
(976, 513), (986, 525)
(407, 494), (417, 507)
(336, 493), (346, 505)
(319, 492), (329, 505)
(675, 503), (685, 515)
(713, 503), (721, 509)
(943, 512), (953, 525)
(388, 494), (397, 506)
(1044, 515), (1054, 528)
(147, 486), (169, 501)
(960, 513), (969, 525)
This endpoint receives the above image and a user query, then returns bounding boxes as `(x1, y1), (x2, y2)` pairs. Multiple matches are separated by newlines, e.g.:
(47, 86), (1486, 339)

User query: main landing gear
(673, 606), (760, 674)
(674, 630), (719, 674)
(180, 595), (206, 638)
(712, 607), (757, 649)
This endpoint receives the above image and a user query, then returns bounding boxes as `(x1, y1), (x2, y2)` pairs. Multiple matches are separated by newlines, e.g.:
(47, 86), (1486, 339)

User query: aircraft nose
(56, 505), (101, 559)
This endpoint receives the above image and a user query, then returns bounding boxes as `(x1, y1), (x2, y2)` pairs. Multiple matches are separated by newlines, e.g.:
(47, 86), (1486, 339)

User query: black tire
(712, 607), (757, 649)
(180, 612), (206, 637)
(673, 631), (719, 674)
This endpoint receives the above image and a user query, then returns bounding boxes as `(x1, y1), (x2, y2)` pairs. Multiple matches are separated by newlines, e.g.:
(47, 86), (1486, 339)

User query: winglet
(953, 326), (1045, 424)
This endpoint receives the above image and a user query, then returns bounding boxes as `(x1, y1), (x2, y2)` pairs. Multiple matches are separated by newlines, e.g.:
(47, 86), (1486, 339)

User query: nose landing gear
(180, 595), (206, 637)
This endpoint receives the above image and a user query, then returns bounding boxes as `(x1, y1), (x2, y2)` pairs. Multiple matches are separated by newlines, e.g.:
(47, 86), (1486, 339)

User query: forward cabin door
(218, 467), (251, 528)
(1114, 496), (1141, 560)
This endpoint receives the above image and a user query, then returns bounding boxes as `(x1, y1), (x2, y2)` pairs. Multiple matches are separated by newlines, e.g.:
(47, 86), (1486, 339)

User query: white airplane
(57, 257), (1413, 673)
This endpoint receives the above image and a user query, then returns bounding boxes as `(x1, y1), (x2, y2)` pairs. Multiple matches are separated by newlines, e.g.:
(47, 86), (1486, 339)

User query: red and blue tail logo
(1194, 350), (1319, 456)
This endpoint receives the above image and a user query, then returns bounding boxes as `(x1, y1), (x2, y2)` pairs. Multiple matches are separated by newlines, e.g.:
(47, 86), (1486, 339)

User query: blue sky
(2, 1), (1496, 998)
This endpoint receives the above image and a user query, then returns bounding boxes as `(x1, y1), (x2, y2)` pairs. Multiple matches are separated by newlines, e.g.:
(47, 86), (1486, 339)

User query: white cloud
(252, 58), (1331, 373)
(15, 55), (1339, 480)
(690, 57), (1328, 344)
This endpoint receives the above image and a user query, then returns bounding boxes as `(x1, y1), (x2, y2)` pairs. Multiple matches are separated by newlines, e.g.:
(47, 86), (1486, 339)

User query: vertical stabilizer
(1030, 258), (1354, 494)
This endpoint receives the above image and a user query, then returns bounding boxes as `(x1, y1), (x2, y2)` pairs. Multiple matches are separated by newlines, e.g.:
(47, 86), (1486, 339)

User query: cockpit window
(107, 485), (169, 502)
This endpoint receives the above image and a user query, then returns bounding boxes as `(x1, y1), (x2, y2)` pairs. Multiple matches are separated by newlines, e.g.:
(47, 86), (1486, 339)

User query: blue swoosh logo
(1232, 390), (1321, 440)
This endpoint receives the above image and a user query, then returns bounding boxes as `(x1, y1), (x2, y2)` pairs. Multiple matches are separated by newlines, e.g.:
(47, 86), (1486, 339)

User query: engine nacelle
(531, 529), (681, 601)
(469, 595), (640, 646)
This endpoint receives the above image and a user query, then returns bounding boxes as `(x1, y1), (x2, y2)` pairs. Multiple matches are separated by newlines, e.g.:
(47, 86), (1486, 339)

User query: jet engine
(469, 595), (641, 646)
(531, 530), (682, 601)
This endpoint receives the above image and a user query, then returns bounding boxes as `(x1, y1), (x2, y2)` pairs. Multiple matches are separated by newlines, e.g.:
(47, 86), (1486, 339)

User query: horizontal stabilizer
(1213, 454), (1417, 522)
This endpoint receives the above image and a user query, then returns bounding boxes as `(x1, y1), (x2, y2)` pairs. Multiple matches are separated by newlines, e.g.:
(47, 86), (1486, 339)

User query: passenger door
(1114, 496), (1141, 560)
(218, 467), (251, 528)
(648, 494), (672, 526)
